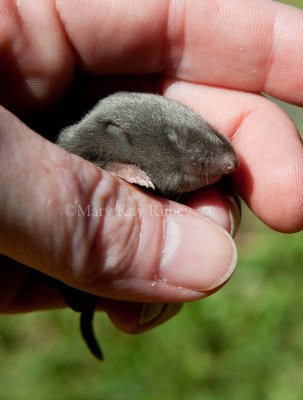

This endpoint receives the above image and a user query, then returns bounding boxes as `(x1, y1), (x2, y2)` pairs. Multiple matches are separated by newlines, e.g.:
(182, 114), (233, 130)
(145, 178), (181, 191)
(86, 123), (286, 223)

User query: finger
(185, 186), (241, 238)
(0, 106), (237, 306)
(162, 79), (303, 233)
(0, 257), (63, 313)
(56, 0), (303, 103)
(0, 255), (182, 334)
(0, 0), (74, 111)
(100, 299), (183, 334)
(2, 0), (303, 110)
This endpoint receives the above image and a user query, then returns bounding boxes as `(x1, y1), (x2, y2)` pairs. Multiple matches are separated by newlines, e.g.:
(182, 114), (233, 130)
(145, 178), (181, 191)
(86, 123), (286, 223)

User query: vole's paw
(105, 162), (155, 190)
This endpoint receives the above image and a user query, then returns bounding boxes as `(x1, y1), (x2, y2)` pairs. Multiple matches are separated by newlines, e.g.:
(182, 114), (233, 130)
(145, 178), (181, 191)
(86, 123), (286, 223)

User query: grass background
(0, 1), (302, 399)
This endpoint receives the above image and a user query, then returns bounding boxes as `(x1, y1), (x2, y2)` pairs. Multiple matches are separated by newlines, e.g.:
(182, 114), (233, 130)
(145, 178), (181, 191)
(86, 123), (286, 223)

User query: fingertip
(185, 186), (241, 236)
(158, 211), (237, 292)
(101, 299), (182, 334)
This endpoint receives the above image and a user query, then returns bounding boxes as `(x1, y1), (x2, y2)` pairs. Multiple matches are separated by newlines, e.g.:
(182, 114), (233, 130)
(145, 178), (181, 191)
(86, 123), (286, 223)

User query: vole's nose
(222, 153), (238, 175)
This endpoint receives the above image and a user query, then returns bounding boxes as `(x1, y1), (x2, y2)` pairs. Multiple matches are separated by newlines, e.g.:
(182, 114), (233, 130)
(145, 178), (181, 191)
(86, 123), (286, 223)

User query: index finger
(1, 0), (303, 110)
(56, 0), (303, 103)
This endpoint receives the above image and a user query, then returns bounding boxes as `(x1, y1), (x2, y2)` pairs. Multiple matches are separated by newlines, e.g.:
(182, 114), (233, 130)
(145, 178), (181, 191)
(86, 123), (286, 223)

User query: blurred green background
(0, 1), (302, 399)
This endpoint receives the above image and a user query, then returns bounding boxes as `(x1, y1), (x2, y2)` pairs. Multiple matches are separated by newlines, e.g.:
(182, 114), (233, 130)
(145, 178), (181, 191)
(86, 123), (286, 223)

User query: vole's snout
(221, 152), (238, 175)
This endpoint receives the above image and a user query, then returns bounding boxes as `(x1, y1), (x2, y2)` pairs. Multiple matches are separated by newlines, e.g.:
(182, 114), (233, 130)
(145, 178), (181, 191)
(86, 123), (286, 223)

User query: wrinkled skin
(0, 1), (302, 349)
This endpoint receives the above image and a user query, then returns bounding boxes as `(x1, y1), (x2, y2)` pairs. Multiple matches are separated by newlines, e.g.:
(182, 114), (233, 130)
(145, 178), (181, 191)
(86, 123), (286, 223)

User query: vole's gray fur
(58, 92), (237, 196)
(55, 92), (238, 361)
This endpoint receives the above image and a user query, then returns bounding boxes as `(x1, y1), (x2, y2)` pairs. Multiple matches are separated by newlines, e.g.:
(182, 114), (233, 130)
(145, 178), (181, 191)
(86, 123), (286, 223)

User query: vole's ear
(103, 162), (155, 190)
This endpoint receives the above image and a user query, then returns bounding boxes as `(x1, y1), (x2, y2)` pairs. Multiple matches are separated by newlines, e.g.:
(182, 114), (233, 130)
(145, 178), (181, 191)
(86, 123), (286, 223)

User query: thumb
(0, 106), (237, 304)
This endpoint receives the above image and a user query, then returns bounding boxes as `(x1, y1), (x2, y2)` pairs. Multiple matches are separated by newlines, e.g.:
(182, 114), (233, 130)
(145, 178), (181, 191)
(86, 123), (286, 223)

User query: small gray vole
(55, 92), (238, 360)
(58, 92), (237, 195)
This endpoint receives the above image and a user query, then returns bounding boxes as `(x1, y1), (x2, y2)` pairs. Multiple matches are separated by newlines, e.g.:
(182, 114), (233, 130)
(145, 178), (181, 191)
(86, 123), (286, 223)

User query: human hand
(0, 0), (302, 334)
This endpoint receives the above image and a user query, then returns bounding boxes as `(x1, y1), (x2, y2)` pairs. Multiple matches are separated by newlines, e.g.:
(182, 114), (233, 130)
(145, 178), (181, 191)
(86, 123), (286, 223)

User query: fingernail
(159, 214), (237, 292)
(227, 195), (241, 237)
(139, 303), (167, 324)
(139, 303), (182, 326)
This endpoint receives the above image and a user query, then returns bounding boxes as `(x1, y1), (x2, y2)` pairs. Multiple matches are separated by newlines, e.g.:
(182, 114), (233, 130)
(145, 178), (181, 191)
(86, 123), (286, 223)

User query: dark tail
(80, 301), (104, 361)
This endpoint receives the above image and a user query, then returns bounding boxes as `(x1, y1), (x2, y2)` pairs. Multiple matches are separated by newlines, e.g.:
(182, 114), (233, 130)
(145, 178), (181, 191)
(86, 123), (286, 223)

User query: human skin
(0, 0), (302, 334)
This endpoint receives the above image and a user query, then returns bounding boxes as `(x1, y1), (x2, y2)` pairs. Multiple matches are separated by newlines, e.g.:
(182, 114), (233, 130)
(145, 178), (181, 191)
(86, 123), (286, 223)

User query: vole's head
(58, 92), (238, 196)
